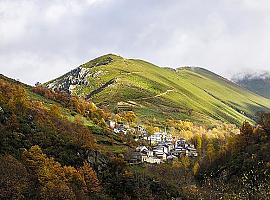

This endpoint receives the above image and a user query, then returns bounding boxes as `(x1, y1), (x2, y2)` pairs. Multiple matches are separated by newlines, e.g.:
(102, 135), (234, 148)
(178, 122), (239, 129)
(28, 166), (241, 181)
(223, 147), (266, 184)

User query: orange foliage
(79, 161), (102, 193)
(22, 146), (102, 199)
(32, 85), (112, 125)
(0, 155), (31, 199)
(0, 79), (29, 114)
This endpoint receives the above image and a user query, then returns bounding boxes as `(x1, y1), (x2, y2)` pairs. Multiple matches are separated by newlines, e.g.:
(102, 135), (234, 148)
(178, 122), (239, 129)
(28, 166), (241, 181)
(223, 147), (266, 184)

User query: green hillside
(0, 74), (131, 156)
(46, 54), (270, 126)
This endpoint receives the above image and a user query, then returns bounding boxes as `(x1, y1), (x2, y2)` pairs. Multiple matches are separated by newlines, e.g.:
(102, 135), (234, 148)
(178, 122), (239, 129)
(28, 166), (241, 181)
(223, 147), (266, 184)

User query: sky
(1, 0), (270, 85)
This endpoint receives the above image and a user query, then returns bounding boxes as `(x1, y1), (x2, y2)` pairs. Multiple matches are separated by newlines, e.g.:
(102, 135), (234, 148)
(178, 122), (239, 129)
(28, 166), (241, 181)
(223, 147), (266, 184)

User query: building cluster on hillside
(130, 137), (198, 165)
(106, 121), (198, 165)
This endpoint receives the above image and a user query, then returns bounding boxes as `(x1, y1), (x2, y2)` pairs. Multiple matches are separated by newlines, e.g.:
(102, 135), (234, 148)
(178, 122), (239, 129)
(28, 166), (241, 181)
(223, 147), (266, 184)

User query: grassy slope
(47, 54), (270, 126)
(0, 74), (129, 154)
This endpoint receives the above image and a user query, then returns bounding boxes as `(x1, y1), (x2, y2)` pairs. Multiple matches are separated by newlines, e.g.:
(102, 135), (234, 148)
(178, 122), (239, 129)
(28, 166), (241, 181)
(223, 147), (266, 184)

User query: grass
(46, 54), (270, 126)
(24, 83), (129, 154)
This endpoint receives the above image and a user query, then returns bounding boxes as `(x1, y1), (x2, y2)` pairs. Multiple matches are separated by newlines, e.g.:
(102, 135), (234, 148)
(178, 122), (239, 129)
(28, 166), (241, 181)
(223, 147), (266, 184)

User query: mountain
(0, 74), (183, 199)
(232, 71), (270, 99)
(0, 73), (131, 158)
(46, 54), (270, 126)
(1, 73), (269, 199)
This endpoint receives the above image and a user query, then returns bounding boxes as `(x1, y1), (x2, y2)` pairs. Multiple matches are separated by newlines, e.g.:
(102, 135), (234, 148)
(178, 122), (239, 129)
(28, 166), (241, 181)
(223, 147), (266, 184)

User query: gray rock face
(46, 66), (91, 93)
(45, 55), (114, 95)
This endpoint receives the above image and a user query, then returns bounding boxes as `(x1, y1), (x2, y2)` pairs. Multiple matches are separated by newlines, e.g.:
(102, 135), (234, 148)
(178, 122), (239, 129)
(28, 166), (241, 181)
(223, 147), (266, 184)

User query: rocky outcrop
(44, 54), (117, 96)
(46, 67), (91, 93)
(45, 56), (115, 94)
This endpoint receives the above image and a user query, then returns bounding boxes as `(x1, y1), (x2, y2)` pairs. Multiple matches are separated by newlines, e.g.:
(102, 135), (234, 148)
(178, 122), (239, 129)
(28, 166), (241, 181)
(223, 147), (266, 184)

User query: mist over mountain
(232, 70), (270, 99)
(232, 70), (270, 80)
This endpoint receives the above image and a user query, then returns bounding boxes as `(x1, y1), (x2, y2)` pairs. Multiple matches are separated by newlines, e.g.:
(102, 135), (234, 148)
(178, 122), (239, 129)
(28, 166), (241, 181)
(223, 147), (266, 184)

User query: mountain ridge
(45, 54), (270, 126)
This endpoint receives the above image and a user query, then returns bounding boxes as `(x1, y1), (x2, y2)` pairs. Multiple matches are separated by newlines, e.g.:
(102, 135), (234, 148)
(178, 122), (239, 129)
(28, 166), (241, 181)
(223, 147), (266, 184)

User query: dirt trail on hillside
(133, 89), (176, 101)
(154, 89), (174, 98)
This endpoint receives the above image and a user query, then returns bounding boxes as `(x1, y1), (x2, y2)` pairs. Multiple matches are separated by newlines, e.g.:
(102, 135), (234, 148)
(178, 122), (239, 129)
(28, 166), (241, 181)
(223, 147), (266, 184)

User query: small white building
(175, 138), (186, 148)
(136, 146), (148, 152)
(132, 146), (161, 164)
(146, 150), (154, 157)
(107, 120), (116, 129)
(172, 149), (189, 157)
(158, 142), (174, 152)
(164, 134), (173, 142)
(154, 145), (169, 154)
(154, 151), (167, 160)
(153, 146), (167, 160)
(114, 127), (127, 135)
(144, 156), (161, 164)
(148, 131), (173, 144)
(149, 132), (163, 144)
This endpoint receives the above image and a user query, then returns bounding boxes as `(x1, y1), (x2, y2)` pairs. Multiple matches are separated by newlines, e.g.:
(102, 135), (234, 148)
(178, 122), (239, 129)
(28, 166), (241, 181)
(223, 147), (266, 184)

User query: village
(107, 120), (198, 165)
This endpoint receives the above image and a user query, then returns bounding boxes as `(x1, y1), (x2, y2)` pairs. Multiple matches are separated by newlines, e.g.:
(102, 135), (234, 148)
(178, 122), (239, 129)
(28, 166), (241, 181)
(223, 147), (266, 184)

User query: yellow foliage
(180, 156), (191, 169)
(192, 162), (200, 175)
(22, 146), (101, 198)
(50, 104), (62, 118)
(79, 161), (101, 193)
(114, 114), (122, 123)
(154, 127), (160, 132)
(206, 143), (215, 163)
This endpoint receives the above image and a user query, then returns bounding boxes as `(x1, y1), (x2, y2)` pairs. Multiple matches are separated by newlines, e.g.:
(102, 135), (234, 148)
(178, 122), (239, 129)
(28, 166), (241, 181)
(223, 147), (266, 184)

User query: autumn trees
(32, 85), (112, 125)
(196, 114), (270, 199)
(0, 78), (29, 115)
(1, 145), (102, 199)
(0, 76), (150, 199)
(0, 155), (31, 199)
(0, 77), (98, 166)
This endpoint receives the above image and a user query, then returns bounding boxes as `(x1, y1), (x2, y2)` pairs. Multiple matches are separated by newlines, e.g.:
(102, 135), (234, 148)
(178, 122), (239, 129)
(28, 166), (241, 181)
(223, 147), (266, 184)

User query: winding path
(134, 89), (176, 101)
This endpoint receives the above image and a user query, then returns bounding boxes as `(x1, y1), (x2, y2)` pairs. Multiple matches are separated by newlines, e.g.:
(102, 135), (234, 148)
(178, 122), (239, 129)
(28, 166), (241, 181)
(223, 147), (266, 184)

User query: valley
(1, 55), (270, 199)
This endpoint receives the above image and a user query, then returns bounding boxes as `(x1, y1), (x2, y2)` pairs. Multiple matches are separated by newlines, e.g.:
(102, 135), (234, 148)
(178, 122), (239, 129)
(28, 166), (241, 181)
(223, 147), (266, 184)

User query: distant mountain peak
(232, 70), (270, 82)
(232, 70), (270, 99)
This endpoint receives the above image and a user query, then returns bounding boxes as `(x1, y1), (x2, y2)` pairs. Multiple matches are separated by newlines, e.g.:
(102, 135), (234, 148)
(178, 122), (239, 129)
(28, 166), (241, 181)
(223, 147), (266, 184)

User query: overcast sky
(1, 0), (270, 85)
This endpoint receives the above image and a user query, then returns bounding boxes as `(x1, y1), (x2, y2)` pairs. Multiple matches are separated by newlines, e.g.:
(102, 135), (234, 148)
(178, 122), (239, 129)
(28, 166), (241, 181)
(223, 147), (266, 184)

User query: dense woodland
(0, 75), (270, 199)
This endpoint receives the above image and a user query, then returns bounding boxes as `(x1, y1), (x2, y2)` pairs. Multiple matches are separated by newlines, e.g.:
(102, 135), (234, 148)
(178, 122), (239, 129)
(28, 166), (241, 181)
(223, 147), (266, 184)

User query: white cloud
(0, 0), (270, 85)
